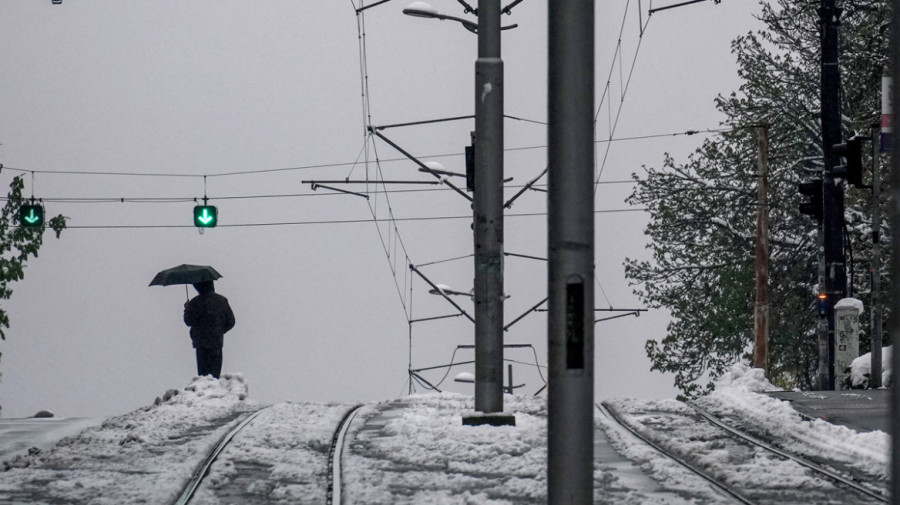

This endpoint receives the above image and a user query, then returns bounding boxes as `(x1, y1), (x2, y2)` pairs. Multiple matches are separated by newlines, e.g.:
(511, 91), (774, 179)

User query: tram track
(170, 402), (363, 505)
(174, 407), (270, 505)
(600, 399), (887, 504)
(598, 402), (753, 505)
(326, 404), (364, 505)
(687, 402), (887, 503)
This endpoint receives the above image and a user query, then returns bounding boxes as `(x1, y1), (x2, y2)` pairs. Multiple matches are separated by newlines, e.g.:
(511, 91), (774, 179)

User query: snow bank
(696, 365), (888, 480)
(154, 373), (250, 407)
(850, 346), (892, 388)
(0, 374), (256, 504)
(712, 362), (779, 393)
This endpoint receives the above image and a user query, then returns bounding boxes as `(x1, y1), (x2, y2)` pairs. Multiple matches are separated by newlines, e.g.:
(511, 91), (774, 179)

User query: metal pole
(548, 0), (594, 503)
(819, 0), (846, 391)
(870, 124), (883, 389)
(753, 126), (769, 372)
(890, 0), (900, 495)
(473, 0), (504, 414)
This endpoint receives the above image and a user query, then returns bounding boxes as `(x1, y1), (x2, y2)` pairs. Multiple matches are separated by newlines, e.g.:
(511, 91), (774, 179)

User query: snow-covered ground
(0, 374), (258, 504)
(0, 416), (103, 463)
(694, 364), (888, 481)
(0, 365), (888, 504)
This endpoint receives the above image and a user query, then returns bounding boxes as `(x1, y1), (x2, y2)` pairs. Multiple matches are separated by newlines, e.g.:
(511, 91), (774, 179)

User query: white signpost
(834, 298), (863, 389)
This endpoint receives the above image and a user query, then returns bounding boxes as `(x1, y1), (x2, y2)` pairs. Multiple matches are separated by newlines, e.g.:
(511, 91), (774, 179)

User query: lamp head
(403, 1), (439, 18)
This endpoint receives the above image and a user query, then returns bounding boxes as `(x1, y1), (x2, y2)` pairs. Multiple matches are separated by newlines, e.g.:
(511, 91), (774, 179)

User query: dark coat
(184, 291), (235, 349)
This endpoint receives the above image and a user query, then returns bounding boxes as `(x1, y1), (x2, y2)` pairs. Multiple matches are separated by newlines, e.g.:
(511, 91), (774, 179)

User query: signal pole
(819, 0), (846, 390)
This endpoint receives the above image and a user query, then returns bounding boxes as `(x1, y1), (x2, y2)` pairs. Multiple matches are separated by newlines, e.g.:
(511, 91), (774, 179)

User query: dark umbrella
(150, 264), (222, 300)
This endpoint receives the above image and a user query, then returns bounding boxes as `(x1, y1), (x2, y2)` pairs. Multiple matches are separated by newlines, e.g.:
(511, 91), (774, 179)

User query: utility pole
(753, 126), (769, 372)
(548, 0), (594, 503)
(470, 0), (506, 418)
(819, 0), (846, 390)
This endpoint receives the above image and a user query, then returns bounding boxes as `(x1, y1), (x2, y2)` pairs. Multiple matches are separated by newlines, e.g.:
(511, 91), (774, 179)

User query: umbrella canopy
(149, 264), (222, 287)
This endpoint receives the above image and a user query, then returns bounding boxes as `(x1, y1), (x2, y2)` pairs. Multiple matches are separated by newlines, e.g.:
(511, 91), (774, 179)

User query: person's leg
(196, 347), (215, 377)
(209, 347), (223, 379)
(195, 348), (206, 376)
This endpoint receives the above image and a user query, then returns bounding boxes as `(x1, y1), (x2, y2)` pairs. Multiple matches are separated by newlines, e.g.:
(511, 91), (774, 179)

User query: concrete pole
(753, 126), (769, 372)
(472, 0), (504, 414)
(548, 1), (594, 503)
(870, 124), (882, 389)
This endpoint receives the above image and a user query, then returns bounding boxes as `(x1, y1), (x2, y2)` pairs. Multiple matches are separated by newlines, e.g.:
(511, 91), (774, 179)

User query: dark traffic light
(833, 136), (863, 187)
(798, 179), (823, 221)
(19, 204), (44, 228)
(465, 143), (475, 192)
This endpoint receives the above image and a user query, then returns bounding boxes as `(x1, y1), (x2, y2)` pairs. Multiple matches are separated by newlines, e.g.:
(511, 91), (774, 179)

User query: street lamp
(402, 2), (518, 33)
(429, 283), (474, 299)
(404, 0), (512, 426)
(403, 2), (478, 33)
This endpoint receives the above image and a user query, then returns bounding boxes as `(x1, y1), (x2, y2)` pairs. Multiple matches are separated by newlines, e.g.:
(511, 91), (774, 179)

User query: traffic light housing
(798, 179), (823, 221)
(465, 144), (475, 192)
(833, 137), (863, 187)
(19, 204), (44, 228)
(193, 205), (218, 228)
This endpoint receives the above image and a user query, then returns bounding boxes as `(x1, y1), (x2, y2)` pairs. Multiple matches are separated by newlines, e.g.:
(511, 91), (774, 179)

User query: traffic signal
(798, 179), (823, 221)
(19, 204), (44, 228)
(833, 137), (863, 187)
(193, 205), (218, 228)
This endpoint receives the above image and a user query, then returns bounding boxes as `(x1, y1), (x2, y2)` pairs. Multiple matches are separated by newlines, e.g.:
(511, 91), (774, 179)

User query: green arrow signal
(24, 209), (40, 224)
(20, 205), (44, 227)
(197, 209), (214, 225)
(193, 205), (217, 228)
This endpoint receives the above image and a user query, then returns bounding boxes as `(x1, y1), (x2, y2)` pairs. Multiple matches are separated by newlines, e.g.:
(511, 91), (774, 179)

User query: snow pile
(712, 362), (780, 393)
(0, 374), (256, 504)
(154, 373), (249, 407)
(696, 367), (888, 480)
(850, 346), (892, 388)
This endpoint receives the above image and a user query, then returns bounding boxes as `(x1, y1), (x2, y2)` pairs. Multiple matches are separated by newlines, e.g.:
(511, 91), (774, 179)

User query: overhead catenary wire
(0, 127), (730, 182)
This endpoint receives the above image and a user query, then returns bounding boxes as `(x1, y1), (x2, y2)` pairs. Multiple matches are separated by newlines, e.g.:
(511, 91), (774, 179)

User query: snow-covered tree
(626, 0), (891, 398)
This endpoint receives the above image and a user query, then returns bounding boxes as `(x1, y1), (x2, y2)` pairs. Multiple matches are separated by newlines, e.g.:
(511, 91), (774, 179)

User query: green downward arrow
(197, 209), (214, 225)
(23, 209), (40, 224)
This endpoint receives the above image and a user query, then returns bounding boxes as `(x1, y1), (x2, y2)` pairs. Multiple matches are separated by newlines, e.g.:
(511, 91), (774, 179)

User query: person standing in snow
(183, 280), (235, 379)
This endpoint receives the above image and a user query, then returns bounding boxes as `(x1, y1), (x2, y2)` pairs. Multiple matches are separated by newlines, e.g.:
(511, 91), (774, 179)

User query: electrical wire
(0, 128), (728, 182)
(47, 208), (646, 230)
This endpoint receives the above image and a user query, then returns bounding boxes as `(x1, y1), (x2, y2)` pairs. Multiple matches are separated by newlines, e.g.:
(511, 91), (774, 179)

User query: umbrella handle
(185, 285), (189, 301)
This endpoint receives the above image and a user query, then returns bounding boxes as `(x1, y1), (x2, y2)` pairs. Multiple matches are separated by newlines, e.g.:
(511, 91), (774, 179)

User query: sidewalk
(766, 390), (889, 432)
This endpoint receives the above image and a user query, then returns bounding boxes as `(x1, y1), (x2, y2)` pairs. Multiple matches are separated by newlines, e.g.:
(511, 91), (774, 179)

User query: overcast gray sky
(0, 0), (761, 418)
